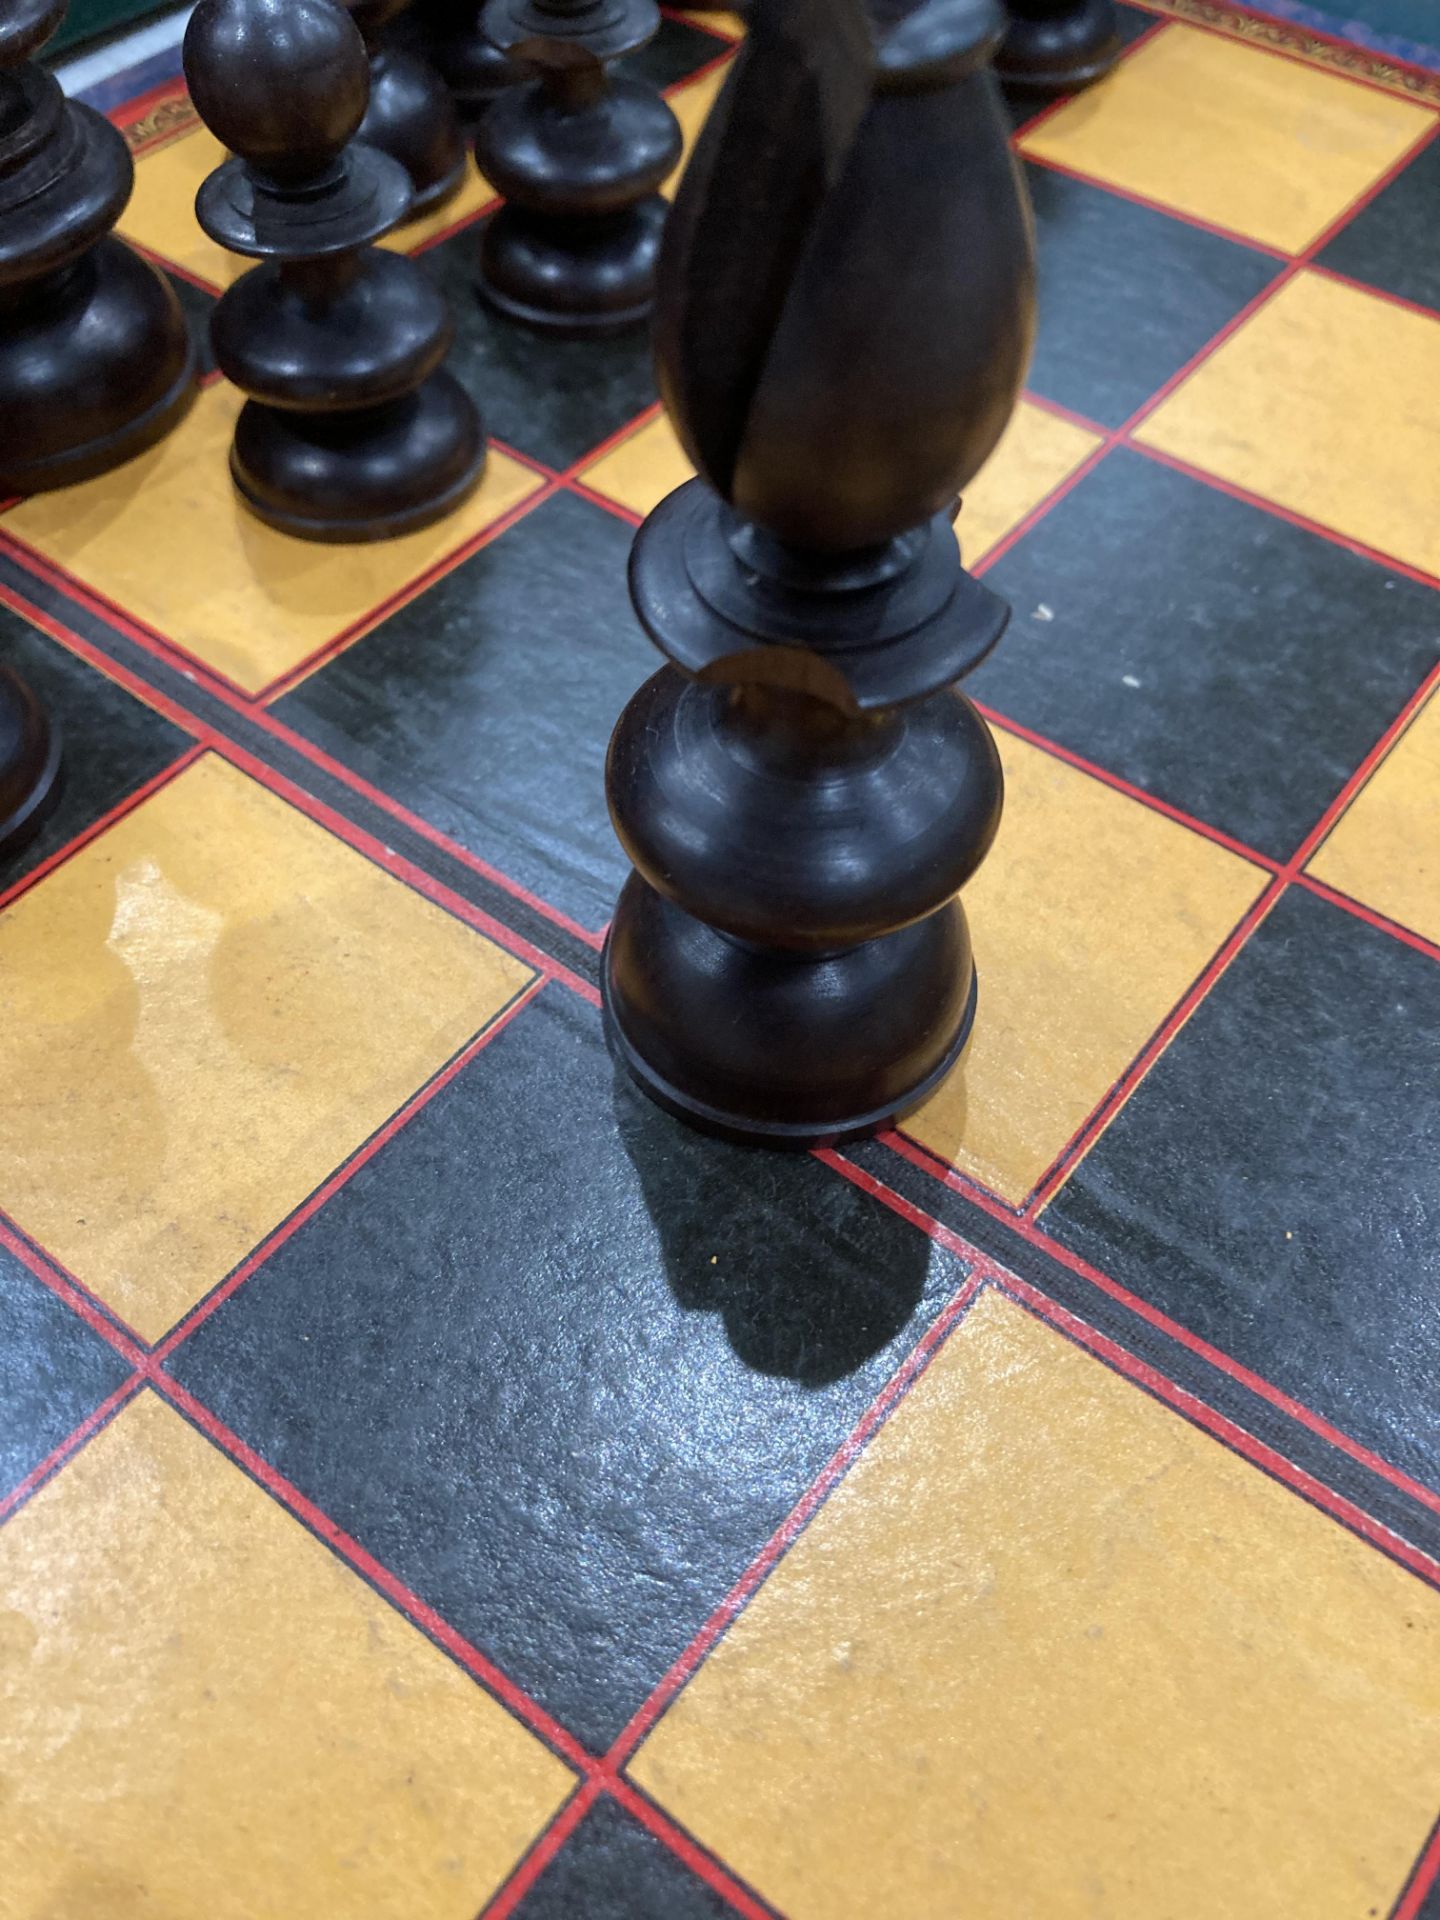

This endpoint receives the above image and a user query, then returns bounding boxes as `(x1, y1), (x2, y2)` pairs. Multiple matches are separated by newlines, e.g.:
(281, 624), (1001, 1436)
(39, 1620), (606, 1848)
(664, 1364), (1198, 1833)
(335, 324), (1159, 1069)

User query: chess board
(3, 5), (1440, 1915)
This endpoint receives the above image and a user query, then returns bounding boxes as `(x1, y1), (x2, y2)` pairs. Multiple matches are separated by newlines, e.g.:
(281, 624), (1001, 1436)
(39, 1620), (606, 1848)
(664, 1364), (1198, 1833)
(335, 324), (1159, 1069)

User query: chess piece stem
(185, 0), (486, 542)
(603, 0), (1036, 1146)
(0, 667), (61, 858)
(994, 0), (1121, 93)
(346, 0), (469, 212)
(0, 0), (194, 493)
(473, 0), (682, 333)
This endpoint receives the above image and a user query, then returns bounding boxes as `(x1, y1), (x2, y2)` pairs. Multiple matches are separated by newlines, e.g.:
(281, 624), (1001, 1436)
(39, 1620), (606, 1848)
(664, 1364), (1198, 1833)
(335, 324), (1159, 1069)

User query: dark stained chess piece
(184, 0), (486, 542)
(602, 0), (1036, 1147)
(994, 0), (1120, 93)
(473, 0), (683, 333)
(0, 0), (194, 495)
(391, 0), (524, 129)
(345, 0), (468, 212)
(0, 667), (61, 858)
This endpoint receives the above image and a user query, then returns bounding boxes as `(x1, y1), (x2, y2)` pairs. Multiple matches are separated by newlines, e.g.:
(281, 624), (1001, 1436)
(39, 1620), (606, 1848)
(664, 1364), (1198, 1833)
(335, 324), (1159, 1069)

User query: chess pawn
(185, 0), (485, 541)
(994, 0), (1120, 93)
(345, 0), (468, 212)
(473, 0), (682, 333)
(603, 0), (1036, 1145)
(0, 667), (61, 857)
(0, 0), (194, 494)
(391, 0), (524, 129)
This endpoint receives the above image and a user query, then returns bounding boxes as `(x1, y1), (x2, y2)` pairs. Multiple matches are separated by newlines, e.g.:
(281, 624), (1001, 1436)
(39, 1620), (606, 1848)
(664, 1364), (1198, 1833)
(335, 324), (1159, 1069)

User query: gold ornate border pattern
(1140, 0), (1440, 104)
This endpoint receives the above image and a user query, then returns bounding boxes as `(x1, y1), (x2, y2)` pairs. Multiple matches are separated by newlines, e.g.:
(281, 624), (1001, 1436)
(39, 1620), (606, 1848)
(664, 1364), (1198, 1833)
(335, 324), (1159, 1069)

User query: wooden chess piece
(391, 0), (523, 129)
(0, 0), (194, 494)
(994, 0), (1120, 93)
(473, 0), (682, 333)
(603, 0), (1036, 1146)
(184, 0), (486, 542)
(0, 667), (61, 858)
(345, 0), (468, 212)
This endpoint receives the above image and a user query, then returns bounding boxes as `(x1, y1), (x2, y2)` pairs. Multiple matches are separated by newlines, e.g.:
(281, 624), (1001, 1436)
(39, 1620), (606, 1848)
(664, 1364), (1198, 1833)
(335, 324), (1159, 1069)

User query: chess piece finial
(185, 0), (486, 541)
(471, 0), (682, 331)
(0, 0), (195, 493)
(994, 0), (1120, 94)
(0, 667), (61, 859)
(603, 0), (1036, 1145)
(344, 0), (469, 213)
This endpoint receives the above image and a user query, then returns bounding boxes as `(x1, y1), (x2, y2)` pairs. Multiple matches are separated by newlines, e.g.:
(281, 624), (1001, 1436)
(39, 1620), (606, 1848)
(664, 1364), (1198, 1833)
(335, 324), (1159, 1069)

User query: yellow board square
(665, 61), (732, 197)
(959, 401), (1102, 564)
(1309, 686), (1440, 946)
(119, 124), (242, 290)
(0, 382), (543, 696)
(906, 732), (1266, 1203)
(1020, 25), (1435, 252)
(633, 1287), (1440, 1920)
(0, 1393), (572, 1919)
(121, 122), (497, 287)
(0, 755), (533, 1339)
(580, 400), (1101, 560)
(1136, 270), (1440, 581)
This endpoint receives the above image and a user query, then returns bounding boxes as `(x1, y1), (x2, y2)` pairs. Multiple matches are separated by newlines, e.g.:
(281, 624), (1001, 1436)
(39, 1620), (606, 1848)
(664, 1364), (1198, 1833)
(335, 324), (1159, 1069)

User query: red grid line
(1024, 647), (1440, 1212)
(604, 1265), (991, 1767)
(2, 563), (610, 952)
(1018, 147), (1294, 261)
(605, 1781), (782, 1920)
(1154, 0), (1440, 103)
(1393, 1810), (1440, 1920)
(0, 1212), (149, 1364)
(0, 1373), (144, 1524)
(479, 1780), (603, 1920)
(150, 1374), (596, 1771)
(974, 701), (1282, 873)
(252, 450), (558, 704)
(204, 737), (602, 1001)
(1296, 872), (1440, 967)
(0, 741), (204, 916)
(1128, 440), (1440, 594)
(151, 974), (547, 1362)
(879, 1125), (1440, 1524)
(827, 1156), (1440, 1586)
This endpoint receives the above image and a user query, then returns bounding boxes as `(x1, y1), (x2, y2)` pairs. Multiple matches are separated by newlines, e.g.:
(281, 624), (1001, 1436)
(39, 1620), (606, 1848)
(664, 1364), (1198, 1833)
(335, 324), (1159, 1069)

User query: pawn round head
(183, 0), (370, 185)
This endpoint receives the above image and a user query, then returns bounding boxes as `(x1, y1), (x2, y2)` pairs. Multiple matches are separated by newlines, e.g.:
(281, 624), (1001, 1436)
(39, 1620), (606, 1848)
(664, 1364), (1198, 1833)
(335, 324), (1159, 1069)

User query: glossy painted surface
(172, 989), (962, 1747)
(2, 383), (542, 693)
(1047, 886), (1440, 1488)
(1020, 162), (1280, 426)
(0, 755), (532, 1337)
(1137, 269), (1440, 578)
(634, 1289), (1440, 1918)
(277, 492), (653, 928)
(1309, 684), (1440, 945)
(3, 7), (1440, 1914)
(974, 448), (1440, 858)
(1021, 23), (1434, 249)
(905, 726), (1266, 1201)
(1, 1394), (571, 1917)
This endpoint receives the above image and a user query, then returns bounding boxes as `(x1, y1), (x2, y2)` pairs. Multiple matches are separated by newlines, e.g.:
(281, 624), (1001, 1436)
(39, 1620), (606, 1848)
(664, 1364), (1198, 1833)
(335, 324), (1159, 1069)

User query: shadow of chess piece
(473, 0), (683, 333)
(0, 0), (194, 494)
(603, 0), (1036, 1147)
(0, 667), (61, 858)
(185, 0), (486, 541)
(994, 0), (1120, 93)
(611, 1064), (930, 1385)
(392, 0), (524, 130)
(346, 0), (469, 212)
